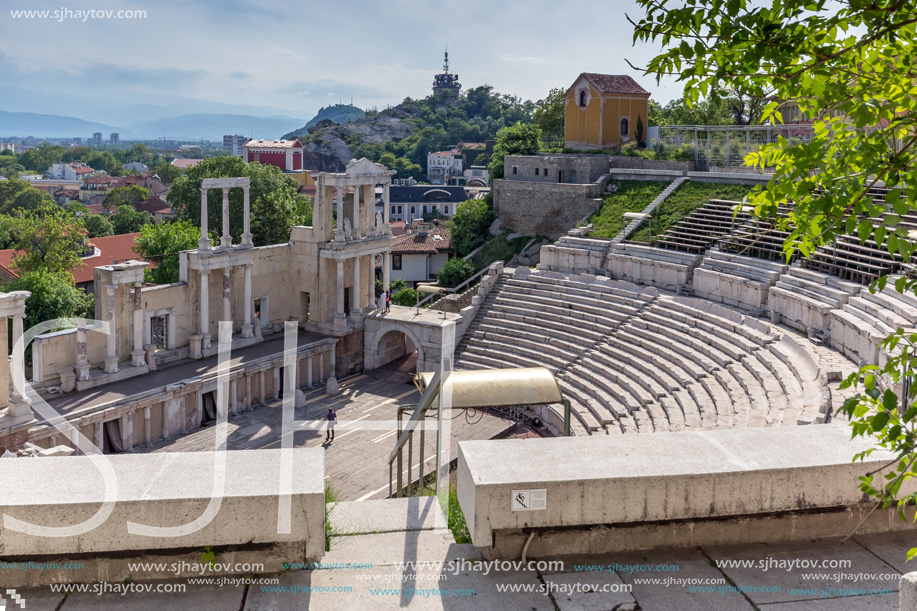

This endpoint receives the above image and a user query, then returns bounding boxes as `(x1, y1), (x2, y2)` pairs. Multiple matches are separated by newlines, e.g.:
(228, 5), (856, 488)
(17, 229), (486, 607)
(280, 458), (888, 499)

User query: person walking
(326, 408), (336, 441)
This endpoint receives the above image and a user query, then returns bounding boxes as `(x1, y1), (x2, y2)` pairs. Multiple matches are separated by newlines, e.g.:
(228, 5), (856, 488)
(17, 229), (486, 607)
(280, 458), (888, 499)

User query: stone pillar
(93, 422), (103, 452)
(353, 184), (362, 239)
(131, 282), (146, 367)
(307, 353), (313, 388)
(335, 259), (345, 328)
(273, 366), (280, 401)
(383, 251), (391, 292)
(352, 256), (361, 314)
(383, 182), (391, 233)
(75, 320), (90, 380)
(9, 313), (26, 404)
(220, 187), (232, 248)
(200, 270), (211, 349)
(121, 412), (131, 452)
(0, 315), (7, 411)
(242, 185), (253, 246)
(366, 255), (375, 310)
(230, 378), (238, 415)
(144, 406), (152, 446)
(222, 268), (231, 341)
(242, 264), (253, 338)
(334, 187), (345, 242)
(103, 284), (119, 374)
(330, 343), (337, 380)
(260, 369), (266, 404)
(318, 351), (324, 384)
(199, 187), (210, 251)
(245, 373), (252, 410)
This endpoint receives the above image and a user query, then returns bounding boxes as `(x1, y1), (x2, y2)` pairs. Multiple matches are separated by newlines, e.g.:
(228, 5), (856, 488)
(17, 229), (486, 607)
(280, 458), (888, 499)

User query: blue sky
(1, 0), (683, 120)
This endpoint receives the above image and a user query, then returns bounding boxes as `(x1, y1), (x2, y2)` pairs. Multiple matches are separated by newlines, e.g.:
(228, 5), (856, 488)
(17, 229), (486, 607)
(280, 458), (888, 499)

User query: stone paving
(15, 501), (913, 610)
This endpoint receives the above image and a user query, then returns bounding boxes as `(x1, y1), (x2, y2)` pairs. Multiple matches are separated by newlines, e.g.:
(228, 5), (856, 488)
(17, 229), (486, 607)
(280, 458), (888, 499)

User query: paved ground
(139, 354), (530, 501)
(16, 526), (912, 609)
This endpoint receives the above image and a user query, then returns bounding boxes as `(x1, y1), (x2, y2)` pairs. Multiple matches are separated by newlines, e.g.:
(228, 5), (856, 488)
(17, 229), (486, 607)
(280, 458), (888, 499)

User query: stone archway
(364, 321), (427, 372)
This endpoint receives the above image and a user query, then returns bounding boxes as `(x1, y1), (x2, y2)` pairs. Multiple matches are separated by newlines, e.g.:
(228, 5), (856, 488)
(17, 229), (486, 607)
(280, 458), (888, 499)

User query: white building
(389, 221), (454, 286)
(384, 185), (469, 224)
(463, 165), (489, 187)
(46, 162), (96, 181)
(223, 134), (248, 157)
(426, 149), (463, 185)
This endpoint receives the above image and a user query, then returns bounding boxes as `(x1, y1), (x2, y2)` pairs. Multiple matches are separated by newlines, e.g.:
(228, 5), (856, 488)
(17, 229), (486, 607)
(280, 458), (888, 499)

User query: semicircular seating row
(454, 268), (830, 436)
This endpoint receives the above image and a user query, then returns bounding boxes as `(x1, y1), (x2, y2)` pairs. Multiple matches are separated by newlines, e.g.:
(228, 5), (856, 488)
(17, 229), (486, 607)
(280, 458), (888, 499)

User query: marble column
(366, 255), (375, 309)
(0, 316), (8, 411)
(230, 378), (238, 415)
(383, 182), (391, 233)
(273, 366), (280, 401)
(131, 282), (146, 367)
(144, 406), (152, 446)
(222, 268), (231, 342)
(260, 369), (266, 404)
(220, 187), (232, 248)
(75, 320), (90, 380)
(93, 422), (103, 452)
(334, 187), (344, 242)
(318, 351), (324, 384)
(353, 185), (362, 239)
(383, 251), (391, 292)
(329, 344), (336, 380)
(352, 256), (361, 314)
(307, 353), (313, 388)
(242, 185), (253, 246)
(245, 373), (252, 410)
(200, 270), (211, 349)
(335, 260), (345, 325)
(242, 264), (253, 338)
(198, 187), (211, 251)
(103, 284), (119, 374)
(9, 313), (26, 402)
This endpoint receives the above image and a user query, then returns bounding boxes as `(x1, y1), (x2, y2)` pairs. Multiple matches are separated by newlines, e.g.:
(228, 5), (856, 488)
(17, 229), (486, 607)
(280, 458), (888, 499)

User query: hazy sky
(1, 0), (683, 119)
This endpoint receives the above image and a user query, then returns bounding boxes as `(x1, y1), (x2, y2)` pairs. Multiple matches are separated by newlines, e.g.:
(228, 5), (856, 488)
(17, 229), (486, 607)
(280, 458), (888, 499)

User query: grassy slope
(587, 181), (668, 239)
(629, 182), (754, 243)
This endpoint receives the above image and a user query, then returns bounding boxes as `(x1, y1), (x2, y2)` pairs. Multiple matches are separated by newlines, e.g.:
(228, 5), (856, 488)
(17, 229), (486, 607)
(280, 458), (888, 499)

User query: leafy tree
(636, 115), (645, 146)
(17, 144), (66, 173)
(488, 123), (542, 179)
(85, 151), (124, 175)
(153, 162), (184, 184)
(654, 94), (733, 126)
(1, 187), (55, 216)
(168, 156), (309, 246)
(1, 271), (93, 333)
(81, 214), (114, 238)
(451, 198), (496, 256)
(103, 186), (151, 210)
(7, 210), (87, 275)
(391, 287), (417, 307)
(634, 0), (917, 556)
(61, 146), (91, 163)
(437, 257), (476, 288)
(533, 87), (566, 143)
(725, 89), (766, 126)
(0, 179), (33, 211)
(112, 205), (152, 235)
(134, 219), (200, 284)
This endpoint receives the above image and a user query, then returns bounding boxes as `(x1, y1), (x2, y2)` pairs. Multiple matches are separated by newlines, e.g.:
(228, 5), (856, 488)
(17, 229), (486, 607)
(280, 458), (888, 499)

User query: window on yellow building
(579, 90), (586, 107)
(620, 119), (629, 135)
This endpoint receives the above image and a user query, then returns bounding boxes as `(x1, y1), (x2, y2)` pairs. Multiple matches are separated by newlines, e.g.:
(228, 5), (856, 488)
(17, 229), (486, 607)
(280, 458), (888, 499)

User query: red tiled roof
(576, 73), (650, 96)
(390, 220), (406, 236)
(71, 166), (95, 174)
(135, 196), (171, 215)
(0, 232), (145, 285)
(171, 158), (202, 169)
(390, 227), (452, 254)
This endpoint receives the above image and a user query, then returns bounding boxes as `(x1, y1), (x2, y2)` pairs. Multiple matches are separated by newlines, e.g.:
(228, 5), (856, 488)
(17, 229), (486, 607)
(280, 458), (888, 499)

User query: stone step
(654, 298), (773, 345)
(505, 277), (651, 309)
(493, 291), (633, 325)
(481, 309), (607, 344)
(475, 321), (589, 355)
(846, 296), (912, 331)
(488, 301), (621, 335)
(841, 302), (897, 337)
(787, 266), (864, 293)
(502, 283), (645, 315)
(776, 275), (853, 304)
(620, 323), (721, 373)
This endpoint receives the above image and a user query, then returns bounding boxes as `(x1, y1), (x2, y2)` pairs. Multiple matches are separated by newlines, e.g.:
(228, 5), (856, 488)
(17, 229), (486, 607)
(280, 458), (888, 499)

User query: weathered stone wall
(502, 154), (610, 184)
(335, 329), (365, 376)
(493, 180), (603, 239)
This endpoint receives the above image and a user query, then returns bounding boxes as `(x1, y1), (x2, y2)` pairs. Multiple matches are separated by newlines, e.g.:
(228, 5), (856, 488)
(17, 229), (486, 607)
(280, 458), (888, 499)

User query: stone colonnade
(28, 339), (338, 454)
(0, 291), (31, 430)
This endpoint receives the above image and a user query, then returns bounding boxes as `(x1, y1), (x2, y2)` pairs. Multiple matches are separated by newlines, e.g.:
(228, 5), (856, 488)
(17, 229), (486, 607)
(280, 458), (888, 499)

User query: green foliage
(153, 162), (184, 184)
(533, 87), (565, 142)
(81, 213), (114, 238)
(85, 151), (124, 176)
(636, 115), (645, 146)
(391, 287), (417, 307)
(1, 186), (55, 216)
(324, 484), (342, 551)
(587, 181), (668, 239)
(450, 199), (496, 256)
(2, 271), (93, 333)
(630, 183), (753, 243)
(168, 156), (308, 246)
(17, 144), (66, 173)
(389, 278), (408, 293)
(421, 483), (470, 544)
(7, 209), (87, 275)
(103, 186), (151, 210)
(488, 122), (542, 180)
(282, 104), (366, 140)
(135, 220), (201, 284)
(0, 179), (32, 212)
(635, 0), (917, 556)
(470, 234), (533, 269)
(620, 142), (640, 157)
(112, 205), (152, 235)
(436, 258), (476, 288)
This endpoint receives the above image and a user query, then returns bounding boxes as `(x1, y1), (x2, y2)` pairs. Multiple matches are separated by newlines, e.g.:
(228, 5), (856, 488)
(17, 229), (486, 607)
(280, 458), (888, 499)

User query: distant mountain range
(282, 104), (366, 140)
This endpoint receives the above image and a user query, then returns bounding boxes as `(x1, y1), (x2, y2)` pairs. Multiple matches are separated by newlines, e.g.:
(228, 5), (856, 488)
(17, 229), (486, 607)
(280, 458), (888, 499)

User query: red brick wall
(0, 426), (30, 453)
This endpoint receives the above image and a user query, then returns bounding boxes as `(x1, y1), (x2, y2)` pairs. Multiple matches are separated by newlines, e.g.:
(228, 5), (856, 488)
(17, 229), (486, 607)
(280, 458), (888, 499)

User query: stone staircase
(454, 268), (831, 437)
(611, 176), (689, 245)
(692, 249), (789, 313)
(829, 281), (917, 364)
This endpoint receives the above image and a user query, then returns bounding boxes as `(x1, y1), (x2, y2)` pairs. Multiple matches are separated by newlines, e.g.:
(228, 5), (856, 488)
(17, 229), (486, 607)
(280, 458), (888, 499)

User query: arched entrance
(365, 322), (427, 373)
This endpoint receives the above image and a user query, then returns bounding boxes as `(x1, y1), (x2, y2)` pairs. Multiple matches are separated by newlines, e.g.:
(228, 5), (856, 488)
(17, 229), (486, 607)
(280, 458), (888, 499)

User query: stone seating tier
(455, 268), (829, 436)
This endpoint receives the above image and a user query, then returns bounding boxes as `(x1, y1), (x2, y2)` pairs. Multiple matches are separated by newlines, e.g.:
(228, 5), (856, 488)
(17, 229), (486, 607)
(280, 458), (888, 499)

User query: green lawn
(629, 182), (754, 243)
(587, 181), (669, 239)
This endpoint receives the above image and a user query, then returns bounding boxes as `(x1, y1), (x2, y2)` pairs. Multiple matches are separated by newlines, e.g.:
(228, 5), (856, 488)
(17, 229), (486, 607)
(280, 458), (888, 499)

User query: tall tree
(134, 219), (201, 284)
(533, 87), (566, 143)
(488, 123), (542, 179)
(1, 271), (94, 333)
(103, 186), (151, 210)
(450, 198), (496, 256)
(112, 205), (152, 235)
(7, 209), (87, 275)
(168, 156), (310, 246)
(633, 0), (917, 554)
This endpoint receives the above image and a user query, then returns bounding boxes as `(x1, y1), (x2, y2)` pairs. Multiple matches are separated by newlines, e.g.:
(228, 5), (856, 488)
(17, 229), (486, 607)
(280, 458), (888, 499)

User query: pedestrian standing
(385, 291), (391, 313)
(326, 408), (336, 441)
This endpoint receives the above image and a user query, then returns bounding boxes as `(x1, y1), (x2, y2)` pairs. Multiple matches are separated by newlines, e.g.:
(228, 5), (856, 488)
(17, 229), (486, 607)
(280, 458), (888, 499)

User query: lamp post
(624, 212), (652, 244)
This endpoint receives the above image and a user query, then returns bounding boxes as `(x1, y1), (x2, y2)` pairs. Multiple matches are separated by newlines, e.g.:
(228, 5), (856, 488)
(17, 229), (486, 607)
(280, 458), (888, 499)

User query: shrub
(437, 258), (476, 288)
(391, 287), (417, 307)
(621, 141), (639, 156)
